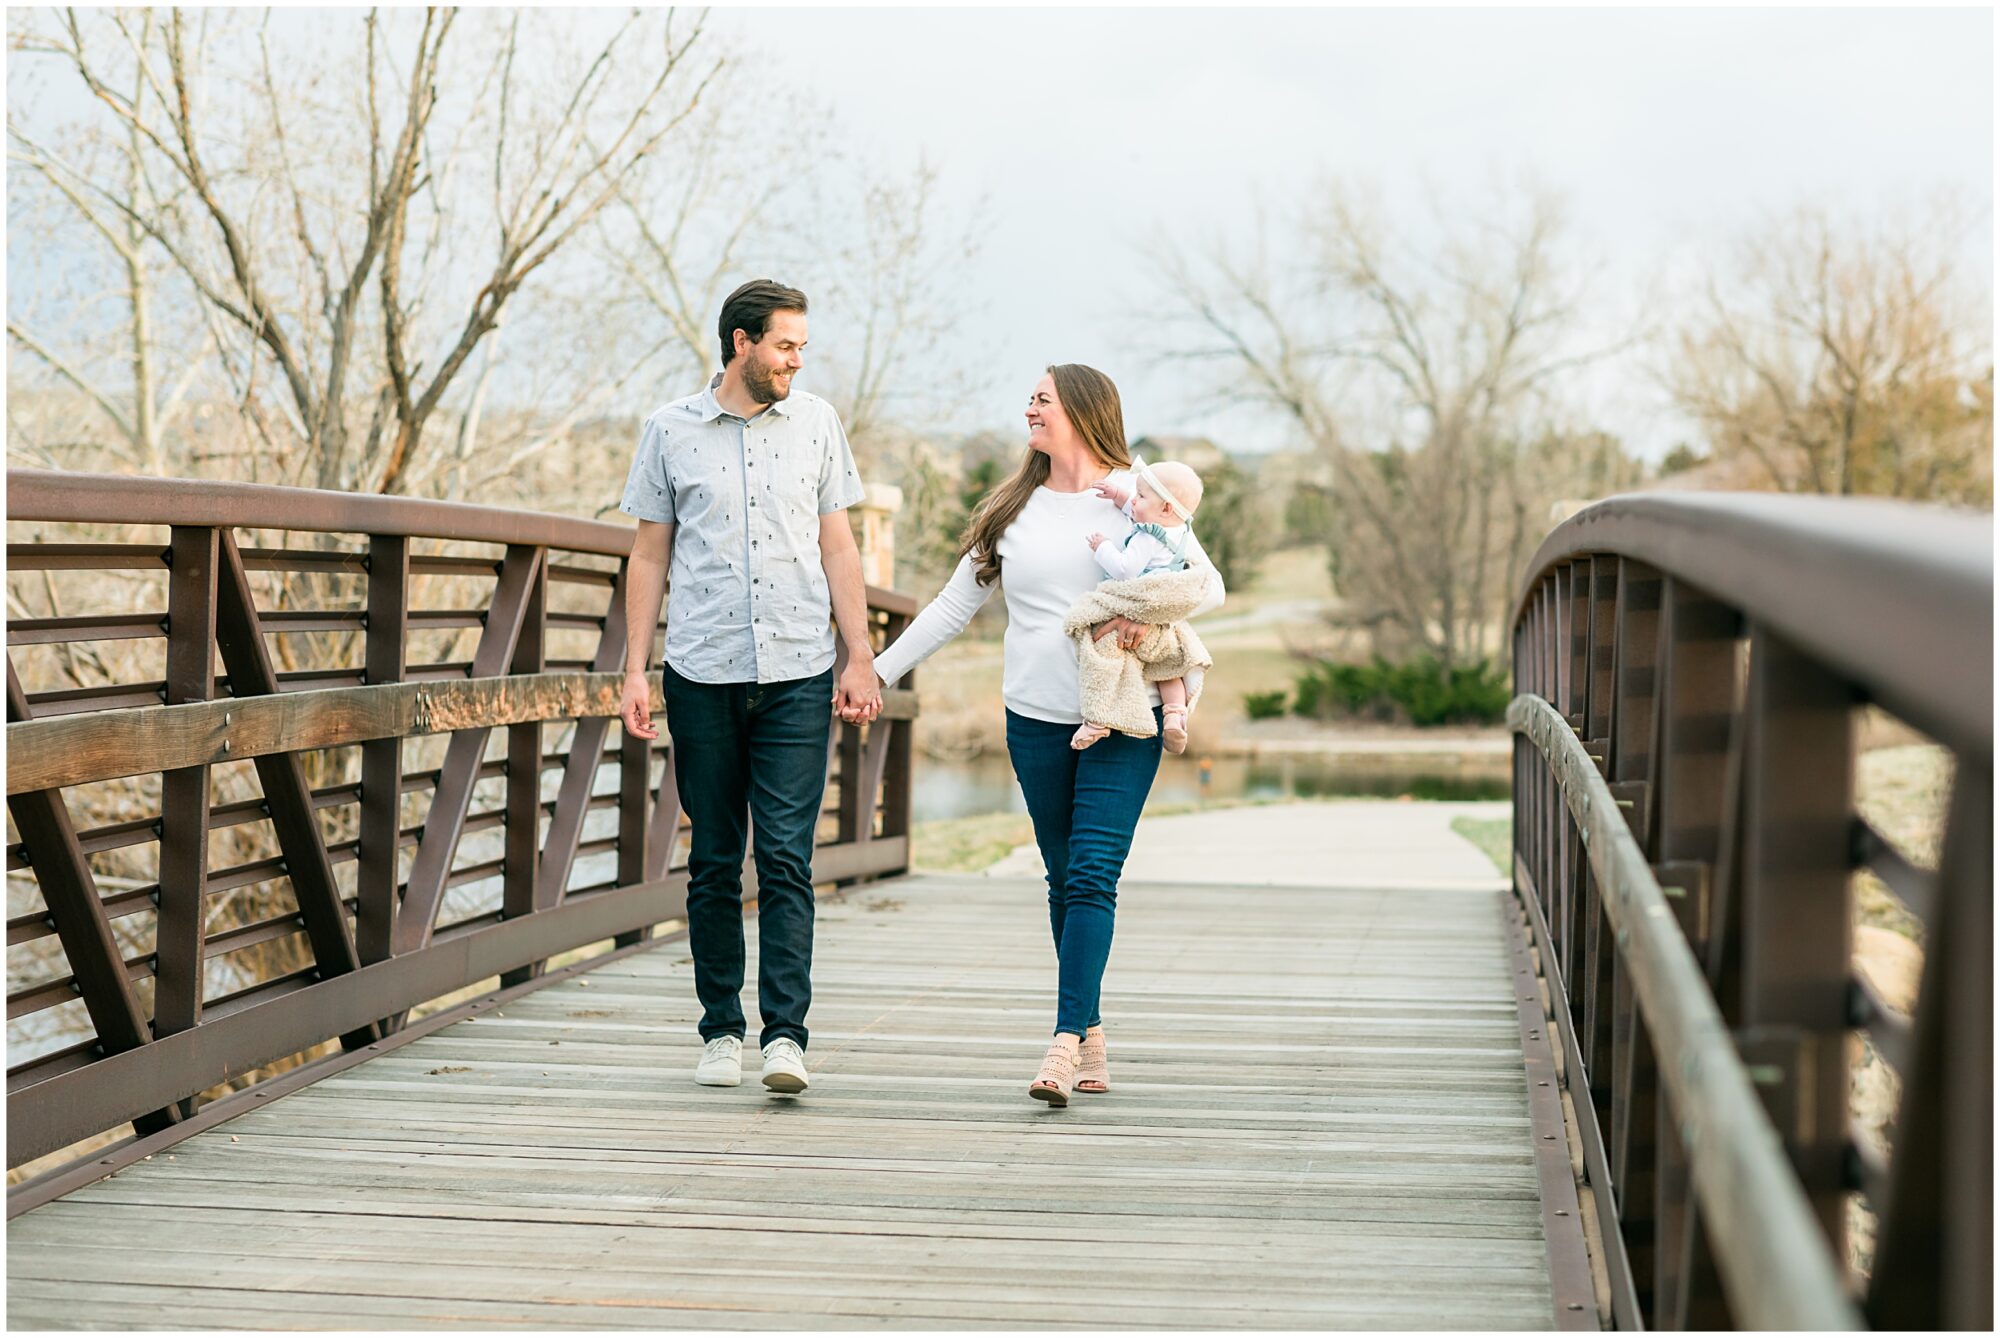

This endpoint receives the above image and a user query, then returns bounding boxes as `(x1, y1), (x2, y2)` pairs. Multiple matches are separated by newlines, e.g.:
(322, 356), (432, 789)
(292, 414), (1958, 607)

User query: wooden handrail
(1508, 492), (1991, 1330)
(5, 470), (919, 1178)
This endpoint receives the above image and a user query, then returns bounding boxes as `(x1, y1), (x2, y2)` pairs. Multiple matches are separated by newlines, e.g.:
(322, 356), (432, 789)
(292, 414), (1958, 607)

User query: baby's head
(1133, 460), (1204, 527)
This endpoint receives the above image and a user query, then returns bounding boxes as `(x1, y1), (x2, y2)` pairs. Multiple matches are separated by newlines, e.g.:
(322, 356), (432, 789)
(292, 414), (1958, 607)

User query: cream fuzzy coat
(1061, 567), (1215, 739)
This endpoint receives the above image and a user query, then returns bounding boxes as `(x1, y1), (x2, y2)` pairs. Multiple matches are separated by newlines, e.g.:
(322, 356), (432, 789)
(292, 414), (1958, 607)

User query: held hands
(618, 670), (658, 740)
(1086, 532), (1108, 551)
(834, 655), (883, 725)
(1091, 479), (1131, 509)
(1091, 615), (1148, 652)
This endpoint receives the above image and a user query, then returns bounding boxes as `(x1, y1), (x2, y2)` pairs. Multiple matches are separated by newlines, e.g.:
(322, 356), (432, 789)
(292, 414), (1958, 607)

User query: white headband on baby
(1128, 451), (1194, 523)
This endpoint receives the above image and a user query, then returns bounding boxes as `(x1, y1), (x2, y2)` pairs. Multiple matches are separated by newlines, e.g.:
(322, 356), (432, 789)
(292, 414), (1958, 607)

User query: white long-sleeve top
(873, 471), (1225, 724)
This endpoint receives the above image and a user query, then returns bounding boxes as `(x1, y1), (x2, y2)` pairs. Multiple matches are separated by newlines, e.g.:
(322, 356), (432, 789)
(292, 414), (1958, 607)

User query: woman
(872, 364), (1225, 1105)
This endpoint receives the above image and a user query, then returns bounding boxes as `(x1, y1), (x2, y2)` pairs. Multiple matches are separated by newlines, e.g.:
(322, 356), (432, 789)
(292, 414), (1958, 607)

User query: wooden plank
(4, 542), (170, 571)
(4, 671), (666, 796)
(6, 1237), (1555, 1310)
(810, 837), (909, 885)
(1738, 625), (1853, 1252)
(24, 1200), (1552, 1264)
(6, 874), (691, 1167)
(5, 612), (167, 645)
(499, 560), (550, 989)
(358, 534), (411, 968)
(641, 746), (683, 884)
(855, 720), (894, 842)
(833, 643), (866, 846)
(155, 526), (219, 1048)
(9, 871), (1567, 1330)
(59, 1171), (1544, 1235)
(4, 1278), (890, 1332)
(5, 467), (639, 559)
(616, 727), (650, 892)
(503, 558), (548, 925)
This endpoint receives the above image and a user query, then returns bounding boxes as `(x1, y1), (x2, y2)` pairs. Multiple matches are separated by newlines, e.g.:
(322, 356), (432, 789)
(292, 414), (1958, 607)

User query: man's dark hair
(717, 280), (808, 366)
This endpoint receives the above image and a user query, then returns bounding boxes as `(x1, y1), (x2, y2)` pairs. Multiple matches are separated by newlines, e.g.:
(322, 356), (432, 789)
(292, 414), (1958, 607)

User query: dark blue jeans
(1005, 707), (1164, 1038)
(662, 663), (832, 1050)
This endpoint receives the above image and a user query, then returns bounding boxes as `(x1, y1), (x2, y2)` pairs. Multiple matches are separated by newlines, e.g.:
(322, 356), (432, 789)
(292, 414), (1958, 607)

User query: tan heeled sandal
(1029, 1035), (1080, 1106)
(1076, 1025), (1109, 1093)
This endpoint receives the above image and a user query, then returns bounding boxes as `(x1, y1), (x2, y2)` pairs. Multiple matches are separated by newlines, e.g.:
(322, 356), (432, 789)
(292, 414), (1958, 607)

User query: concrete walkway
(986, 799), (1511, 891)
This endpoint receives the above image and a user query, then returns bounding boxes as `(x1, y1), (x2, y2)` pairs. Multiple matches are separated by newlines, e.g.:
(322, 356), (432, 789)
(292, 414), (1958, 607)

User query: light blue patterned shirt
(619, 375), (866, 684)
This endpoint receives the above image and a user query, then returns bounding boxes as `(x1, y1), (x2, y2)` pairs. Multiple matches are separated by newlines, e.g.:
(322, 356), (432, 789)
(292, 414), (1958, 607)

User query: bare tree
(1664, 201), (1993, 504)
(588, 63), (831, 390)
(811, 159), (989, 462)
(1150, 180), (1622, 667)
(7, 10), (214, 474)
(9, 7), (717, 493)
(592, 66), (989, 473)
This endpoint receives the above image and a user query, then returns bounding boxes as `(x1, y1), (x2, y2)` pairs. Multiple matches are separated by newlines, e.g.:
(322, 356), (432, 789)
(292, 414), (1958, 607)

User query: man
(617, 279), (883, 1094)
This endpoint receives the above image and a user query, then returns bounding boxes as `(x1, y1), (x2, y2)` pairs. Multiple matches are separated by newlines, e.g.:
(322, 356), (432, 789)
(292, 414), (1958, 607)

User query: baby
(1076, 457), (1207, 754)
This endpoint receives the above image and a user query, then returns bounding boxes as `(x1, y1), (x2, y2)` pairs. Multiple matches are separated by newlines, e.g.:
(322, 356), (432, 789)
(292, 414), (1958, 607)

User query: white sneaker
(761, 1038), (810, 1093)
(695, 1035), (743, 1087)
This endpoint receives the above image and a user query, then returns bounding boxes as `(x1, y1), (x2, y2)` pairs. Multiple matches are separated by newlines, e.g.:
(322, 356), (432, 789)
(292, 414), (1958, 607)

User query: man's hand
(619, 670), (658, 740)
(1092, 616), (1148, 651)
(834, 655), (883, 725)
(1086, 532), (1108, 551)
(1091, 479), (1131, 509)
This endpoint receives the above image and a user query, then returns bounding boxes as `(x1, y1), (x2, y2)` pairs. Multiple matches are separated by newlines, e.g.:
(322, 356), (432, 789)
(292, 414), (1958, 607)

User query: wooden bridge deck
(8, 869), (1567, 1330)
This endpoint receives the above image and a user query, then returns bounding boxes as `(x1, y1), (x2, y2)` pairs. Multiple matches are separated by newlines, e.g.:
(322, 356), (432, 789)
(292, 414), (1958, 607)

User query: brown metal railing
(5, 469), (916, 1177)
(1508, 493), (1991, 1330)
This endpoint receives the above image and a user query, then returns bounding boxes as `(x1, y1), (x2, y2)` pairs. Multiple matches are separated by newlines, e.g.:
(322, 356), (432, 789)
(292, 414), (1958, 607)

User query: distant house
(1129, 435), (1228, 473)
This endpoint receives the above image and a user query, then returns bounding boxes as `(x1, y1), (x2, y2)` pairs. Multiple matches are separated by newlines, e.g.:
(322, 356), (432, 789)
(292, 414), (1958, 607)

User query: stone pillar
(857, 482), (903, 589)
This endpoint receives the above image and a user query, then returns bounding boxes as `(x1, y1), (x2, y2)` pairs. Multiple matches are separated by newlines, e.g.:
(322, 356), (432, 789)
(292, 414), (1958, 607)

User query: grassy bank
(1451, 816), (1512, 875)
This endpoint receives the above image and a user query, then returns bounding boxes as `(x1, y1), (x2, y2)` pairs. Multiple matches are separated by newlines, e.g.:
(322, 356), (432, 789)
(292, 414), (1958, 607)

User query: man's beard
(742, 357), (790, 405)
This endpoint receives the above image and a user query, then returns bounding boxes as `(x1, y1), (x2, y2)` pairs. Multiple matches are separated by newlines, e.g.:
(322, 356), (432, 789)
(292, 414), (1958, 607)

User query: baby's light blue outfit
(1093, 499), (1192, 581)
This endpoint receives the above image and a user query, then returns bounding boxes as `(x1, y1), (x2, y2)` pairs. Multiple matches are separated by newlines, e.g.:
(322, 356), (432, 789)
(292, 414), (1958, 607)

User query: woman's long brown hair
(958, 364), (1131, 587)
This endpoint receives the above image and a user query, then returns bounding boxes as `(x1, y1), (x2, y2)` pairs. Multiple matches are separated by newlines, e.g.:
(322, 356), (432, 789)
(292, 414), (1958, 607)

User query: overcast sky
(9, 7), (1991, 461)
(705, 5), (1994, 457)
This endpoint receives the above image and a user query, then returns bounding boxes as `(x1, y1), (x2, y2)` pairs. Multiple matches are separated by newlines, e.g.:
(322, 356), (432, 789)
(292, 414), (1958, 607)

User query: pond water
(912, 751), (1510, 823)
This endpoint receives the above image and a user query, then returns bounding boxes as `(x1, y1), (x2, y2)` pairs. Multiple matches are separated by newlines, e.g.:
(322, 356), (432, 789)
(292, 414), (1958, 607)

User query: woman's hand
(834, 654), (883, 724)
(1091, 615), (1148, 651)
